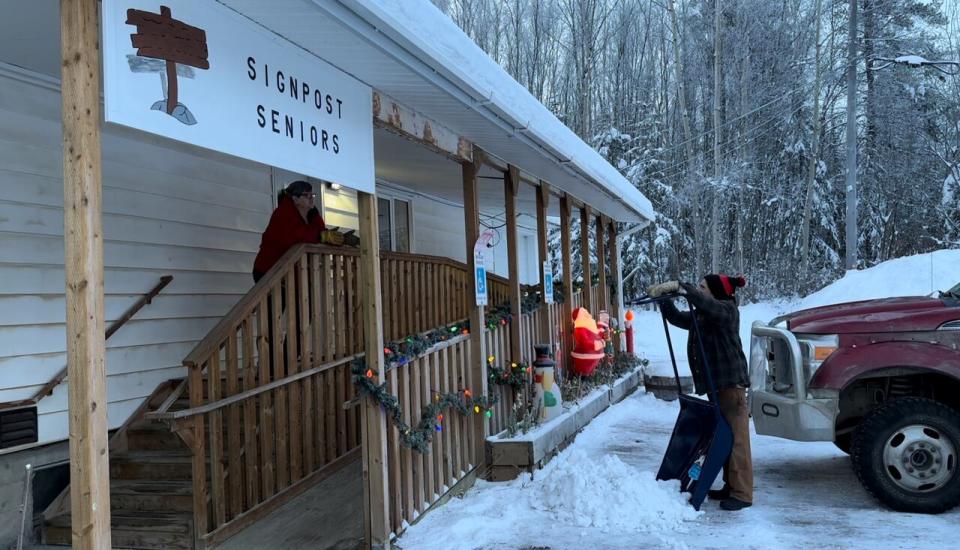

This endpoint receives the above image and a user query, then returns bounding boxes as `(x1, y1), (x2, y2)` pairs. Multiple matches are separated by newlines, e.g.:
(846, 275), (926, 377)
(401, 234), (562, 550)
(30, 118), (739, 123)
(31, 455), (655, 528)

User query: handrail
(143, 378), (188, 420)
(0, 275), (174, 412)
(152, 353), (363, 420)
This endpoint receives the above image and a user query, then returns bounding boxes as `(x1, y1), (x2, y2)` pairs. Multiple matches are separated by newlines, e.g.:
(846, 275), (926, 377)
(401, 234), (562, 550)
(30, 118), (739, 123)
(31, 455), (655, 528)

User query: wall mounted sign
(543, 261), (554, 304)
(473, 229), (494, 307)
(102, 0), (374, 192)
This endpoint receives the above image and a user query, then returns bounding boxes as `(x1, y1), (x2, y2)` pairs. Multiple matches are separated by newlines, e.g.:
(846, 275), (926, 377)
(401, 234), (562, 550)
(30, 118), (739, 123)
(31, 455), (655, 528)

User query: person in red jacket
(253, 180), (327, 282)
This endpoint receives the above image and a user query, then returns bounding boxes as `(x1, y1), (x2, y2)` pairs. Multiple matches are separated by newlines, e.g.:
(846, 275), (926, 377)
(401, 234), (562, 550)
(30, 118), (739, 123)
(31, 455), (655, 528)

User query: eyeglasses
(297, 193), (317, 199)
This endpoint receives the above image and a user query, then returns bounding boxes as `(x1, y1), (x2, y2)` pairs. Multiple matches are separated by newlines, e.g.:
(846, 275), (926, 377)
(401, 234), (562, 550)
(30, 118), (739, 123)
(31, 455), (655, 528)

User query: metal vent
(0, 406), (38, 449)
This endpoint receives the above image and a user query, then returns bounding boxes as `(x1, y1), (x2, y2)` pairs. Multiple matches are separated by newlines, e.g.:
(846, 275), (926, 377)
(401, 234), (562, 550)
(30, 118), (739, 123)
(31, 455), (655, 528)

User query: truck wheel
(851, 397), (960, 513)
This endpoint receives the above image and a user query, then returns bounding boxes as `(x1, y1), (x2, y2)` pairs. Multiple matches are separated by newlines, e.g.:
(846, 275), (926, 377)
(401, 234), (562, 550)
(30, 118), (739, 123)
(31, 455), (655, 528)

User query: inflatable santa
(570, 307), (605, 376)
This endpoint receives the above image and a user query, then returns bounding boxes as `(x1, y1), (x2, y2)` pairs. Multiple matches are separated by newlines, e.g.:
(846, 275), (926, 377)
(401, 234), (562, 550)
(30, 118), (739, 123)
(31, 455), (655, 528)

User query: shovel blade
(656, 394), (733, 510)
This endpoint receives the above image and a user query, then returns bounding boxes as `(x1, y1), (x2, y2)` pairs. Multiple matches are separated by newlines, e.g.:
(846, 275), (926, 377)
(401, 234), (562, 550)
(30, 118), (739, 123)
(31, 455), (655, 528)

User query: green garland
(351, 360), (498, 454)
(382, 288), (549, 368)
(382, 321), (469, 368)
(486, 359), (530, 391)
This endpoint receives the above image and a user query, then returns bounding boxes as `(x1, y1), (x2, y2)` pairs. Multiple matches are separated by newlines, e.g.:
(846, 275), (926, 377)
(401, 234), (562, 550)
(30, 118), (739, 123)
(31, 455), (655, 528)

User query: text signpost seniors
(102, 0), (374, 192)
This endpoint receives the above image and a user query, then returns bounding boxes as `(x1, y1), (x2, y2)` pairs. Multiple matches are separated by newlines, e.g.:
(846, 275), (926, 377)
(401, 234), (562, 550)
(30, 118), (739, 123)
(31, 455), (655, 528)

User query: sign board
(472, 230), (494, 306)
(102, 0), (374, 192)
(474, 248), (488, 306)
(543, 260), (554, 304)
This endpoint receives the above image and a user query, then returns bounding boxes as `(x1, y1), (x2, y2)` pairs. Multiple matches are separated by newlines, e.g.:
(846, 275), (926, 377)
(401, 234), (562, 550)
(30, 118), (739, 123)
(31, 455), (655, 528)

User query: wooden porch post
(61, 1), (112, 547)
(358, 192), (391, 549)
(596, 214), (608, 313)
(505, 165), (522, 363)
(580, 205), (593, 313)
(463, 149), (489, 468)
(560, 196), (574, 372)
(535, 182), (552, 347)
(608, 220), (623, 354)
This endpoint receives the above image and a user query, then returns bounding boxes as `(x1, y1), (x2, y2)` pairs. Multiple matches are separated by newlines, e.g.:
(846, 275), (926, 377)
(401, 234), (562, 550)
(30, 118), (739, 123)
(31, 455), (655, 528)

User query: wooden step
(126, 422), (186, 452)
(110, 451), (193, 481)
(43, 511), (193, 550)
(110, 479), (194, 513)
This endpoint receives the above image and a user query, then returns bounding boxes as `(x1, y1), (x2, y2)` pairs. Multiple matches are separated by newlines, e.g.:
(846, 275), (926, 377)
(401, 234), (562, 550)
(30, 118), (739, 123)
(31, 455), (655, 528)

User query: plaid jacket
(659, 283), (749, 395)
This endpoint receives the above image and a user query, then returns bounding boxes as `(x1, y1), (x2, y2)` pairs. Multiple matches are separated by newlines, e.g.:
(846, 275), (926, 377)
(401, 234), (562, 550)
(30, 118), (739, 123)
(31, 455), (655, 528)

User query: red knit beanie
(704, 274), (746, 300)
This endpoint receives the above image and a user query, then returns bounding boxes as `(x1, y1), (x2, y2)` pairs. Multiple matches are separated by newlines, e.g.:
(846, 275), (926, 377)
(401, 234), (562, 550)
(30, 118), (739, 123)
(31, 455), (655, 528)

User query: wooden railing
(485, 322), (515, 436)
(170, 244), (363, 545)
(379, 251), (511, 342)
(384, 333), (475, 533)
(159, 244), (516, 544)
(0, 275), (173, 412)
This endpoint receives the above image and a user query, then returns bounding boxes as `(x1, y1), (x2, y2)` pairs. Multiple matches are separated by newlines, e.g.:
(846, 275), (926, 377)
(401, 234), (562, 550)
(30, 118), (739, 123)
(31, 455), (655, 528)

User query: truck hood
(785, 296), (959, 334)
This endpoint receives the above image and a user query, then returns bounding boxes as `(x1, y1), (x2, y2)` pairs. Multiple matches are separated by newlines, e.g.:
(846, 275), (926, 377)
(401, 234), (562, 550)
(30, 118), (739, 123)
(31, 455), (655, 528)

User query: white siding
(0, 66), (272, 445)
(405, 189), (540, 284)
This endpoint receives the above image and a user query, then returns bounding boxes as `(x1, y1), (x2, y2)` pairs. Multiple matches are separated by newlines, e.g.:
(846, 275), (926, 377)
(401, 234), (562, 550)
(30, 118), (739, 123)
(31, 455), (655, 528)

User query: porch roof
(219, 0), (655, 224)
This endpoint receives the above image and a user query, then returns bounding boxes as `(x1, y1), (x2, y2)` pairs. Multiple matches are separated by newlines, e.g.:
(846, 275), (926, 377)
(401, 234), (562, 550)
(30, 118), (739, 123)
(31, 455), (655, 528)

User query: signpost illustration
(126, 5), (209, 124)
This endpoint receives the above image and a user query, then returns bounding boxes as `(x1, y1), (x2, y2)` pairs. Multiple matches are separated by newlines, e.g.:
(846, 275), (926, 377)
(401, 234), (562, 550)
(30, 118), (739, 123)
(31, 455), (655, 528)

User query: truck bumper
(750, 390), (837, 441)
(749, 321), (838, 442)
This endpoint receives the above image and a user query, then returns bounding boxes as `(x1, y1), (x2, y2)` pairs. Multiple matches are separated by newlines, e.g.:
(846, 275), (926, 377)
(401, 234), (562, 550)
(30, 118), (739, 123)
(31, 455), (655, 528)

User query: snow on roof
(350, 0), (655, 223)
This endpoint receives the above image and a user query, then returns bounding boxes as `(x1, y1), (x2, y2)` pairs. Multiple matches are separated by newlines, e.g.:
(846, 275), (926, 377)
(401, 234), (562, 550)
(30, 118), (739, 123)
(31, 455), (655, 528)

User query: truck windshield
(945, 282), (960, 299)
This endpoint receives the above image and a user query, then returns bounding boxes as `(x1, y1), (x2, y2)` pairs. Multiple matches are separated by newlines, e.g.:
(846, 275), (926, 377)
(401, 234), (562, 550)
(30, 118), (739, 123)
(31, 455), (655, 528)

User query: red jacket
(253, 197), (326, 276)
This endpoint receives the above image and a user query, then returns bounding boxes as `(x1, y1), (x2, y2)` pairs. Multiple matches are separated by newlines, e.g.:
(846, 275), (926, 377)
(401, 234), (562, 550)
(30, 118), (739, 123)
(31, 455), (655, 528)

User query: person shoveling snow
(648, 274), (754, 511)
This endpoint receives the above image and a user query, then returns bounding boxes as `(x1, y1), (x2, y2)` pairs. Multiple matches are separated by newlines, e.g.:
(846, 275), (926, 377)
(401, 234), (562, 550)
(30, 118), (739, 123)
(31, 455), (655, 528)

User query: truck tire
(851, 397), (960, 513)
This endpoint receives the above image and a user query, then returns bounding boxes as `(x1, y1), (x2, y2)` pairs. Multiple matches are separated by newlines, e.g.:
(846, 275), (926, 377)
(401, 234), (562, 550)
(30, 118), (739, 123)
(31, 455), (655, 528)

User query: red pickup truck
(749, 282), (960, 513)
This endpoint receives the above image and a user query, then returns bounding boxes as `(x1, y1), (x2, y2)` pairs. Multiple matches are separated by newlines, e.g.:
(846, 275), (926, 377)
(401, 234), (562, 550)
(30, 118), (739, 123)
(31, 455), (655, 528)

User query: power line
(647, 82), (809, 159)
(647, 103), (806, 183)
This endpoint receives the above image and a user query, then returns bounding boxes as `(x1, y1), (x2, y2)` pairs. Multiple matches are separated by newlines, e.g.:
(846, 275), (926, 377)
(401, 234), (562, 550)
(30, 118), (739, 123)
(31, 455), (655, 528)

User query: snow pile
(535, 449), (701, 533)
(796, 249), (960, 310)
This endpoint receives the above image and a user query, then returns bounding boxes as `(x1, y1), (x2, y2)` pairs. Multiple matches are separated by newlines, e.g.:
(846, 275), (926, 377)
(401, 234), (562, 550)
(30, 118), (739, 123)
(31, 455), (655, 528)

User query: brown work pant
(716, 387), (754, 503)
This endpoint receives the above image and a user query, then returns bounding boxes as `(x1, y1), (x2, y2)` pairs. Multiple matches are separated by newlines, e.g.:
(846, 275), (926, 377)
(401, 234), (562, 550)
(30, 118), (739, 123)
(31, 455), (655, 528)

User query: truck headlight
(797, 334), (839, 377)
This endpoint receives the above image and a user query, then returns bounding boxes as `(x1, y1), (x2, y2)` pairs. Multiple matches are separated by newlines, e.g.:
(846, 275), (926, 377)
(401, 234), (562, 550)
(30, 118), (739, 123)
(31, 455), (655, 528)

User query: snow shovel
(628, 293), (733, 510)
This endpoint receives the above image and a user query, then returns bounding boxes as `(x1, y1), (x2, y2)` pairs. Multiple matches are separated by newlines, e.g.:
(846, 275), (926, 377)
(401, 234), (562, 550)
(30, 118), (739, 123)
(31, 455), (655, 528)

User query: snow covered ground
(398, 251), (960, 549)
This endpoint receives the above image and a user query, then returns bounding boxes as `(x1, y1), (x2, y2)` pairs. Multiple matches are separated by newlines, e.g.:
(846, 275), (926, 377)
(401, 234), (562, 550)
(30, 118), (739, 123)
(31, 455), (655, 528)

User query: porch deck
(216, 459), (363, 550)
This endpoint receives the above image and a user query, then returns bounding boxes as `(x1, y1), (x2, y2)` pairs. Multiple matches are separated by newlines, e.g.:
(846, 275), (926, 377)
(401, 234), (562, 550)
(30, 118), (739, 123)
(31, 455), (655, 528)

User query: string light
(351, 359), (497, 454)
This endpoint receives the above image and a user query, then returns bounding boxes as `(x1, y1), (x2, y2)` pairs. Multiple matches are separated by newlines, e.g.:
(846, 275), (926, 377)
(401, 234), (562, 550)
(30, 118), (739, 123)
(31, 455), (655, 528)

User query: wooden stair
(41, 382), (198, 550)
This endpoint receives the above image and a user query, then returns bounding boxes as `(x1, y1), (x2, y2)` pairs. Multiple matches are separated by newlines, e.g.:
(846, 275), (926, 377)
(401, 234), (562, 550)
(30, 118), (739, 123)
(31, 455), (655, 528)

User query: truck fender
(809, 340), (960, 391)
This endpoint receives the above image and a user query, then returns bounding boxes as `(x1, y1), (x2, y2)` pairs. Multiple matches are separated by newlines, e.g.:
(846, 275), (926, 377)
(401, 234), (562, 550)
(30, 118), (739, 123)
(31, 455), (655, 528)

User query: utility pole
(845, 0), (858, 270)
(711, 0), (722, 273)
(800, 0), (824, 285)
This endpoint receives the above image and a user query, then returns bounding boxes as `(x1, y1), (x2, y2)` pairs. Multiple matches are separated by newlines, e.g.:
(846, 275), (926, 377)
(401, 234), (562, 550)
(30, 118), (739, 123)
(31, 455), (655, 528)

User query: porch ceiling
(374, 128), (562, 218)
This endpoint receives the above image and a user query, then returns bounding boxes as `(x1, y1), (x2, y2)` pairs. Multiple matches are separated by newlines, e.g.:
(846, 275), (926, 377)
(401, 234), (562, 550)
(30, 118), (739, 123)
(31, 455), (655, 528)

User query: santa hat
(704, 274), (747, 300)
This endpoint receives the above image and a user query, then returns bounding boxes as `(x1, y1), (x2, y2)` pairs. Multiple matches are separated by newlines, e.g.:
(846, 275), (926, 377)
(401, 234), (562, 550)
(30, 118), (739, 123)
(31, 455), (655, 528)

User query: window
(378, 197), (392, 251)
(395, 200), (410, 253)
(377, 196), (412, 253)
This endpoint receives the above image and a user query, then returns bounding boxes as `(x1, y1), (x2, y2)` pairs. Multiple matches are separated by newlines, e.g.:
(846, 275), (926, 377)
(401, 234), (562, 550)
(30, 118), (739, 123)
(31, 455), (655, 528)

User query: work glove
(320, 230), (345, 246)
(646, 280), (680, 297)
(342, 230), (360, 247)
